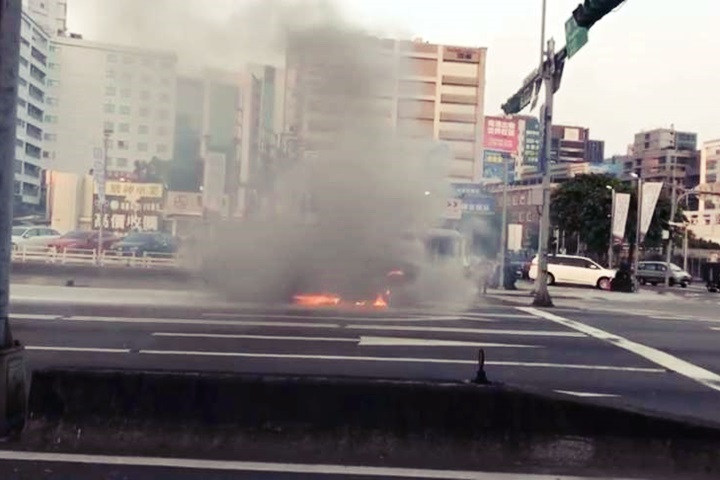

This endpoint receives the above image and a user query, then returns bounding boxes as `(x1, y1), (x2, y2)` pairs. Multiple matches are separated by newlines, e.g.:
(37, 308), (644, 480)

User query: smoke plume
(89, 0), (478, 308)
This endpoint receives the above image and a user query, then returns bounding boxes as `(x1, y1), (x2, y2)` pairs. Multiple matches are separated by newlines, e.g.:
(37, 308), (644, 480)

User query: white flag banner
(640, 182), (663, 238)
(612, 193), (631, 244)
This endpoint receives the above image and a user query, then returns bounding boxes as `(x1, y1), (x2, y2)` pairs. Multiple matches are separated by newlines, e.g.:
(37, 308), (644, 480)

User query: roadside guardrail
(11, 245), (183, 269)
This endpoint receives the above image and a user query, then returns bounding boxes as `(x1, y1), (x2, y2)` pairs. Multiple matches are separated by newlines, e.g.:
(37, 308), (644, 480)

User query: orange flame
(387, 270), (405, 277)
(292, 294), (341, 307)
(373, 294), (388, 308)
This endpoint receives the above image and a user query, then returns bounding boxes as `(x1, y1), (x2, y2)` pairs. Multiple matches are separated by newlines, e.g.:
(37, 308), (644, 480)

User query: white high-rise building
(22, 0), (68, 36)
(44, 36), (178, 177)
(15, 11), (51, 211)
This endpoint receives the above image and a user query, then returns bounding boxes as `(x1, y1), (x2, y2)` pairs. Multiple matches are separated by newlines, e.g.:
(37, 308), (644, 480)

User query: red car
(47, 230), (122, 252)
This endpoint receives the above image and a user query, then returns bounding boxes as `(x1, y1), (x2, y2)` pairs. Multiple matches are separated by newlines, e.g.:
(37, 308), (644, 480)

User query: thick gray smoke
(88, 0), (478, 307)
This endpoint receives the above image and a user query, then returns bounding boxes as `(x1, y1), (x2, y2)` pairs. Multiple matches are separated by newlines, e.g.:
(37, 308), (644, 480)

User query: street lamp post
(606, 185), (615, 268)
(498, 153), (510, 289)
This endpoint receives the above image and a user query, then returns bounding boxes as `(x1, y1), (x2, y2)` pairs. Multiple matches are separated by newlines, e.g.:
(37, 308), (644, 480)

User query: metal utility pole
(632, 174), (643, 287)
(664, 130), (678, 287)
(0, 0), (29, 437)
(498, 154), (510, 289)
(607, 186), (615, 268)
(96, 129), (111, 264)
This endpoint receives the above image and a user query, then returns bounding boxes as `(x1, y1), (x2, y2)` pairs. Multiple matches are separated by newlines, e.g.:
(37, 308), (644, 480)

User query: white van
(528, 254), (615, 290)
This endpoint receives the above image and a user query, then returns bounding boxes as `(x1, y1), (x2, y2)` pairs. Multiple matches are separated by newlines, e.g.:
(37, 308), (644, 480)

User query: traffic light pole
(0, 0), (28, 437)
(532, 39), (557, 308)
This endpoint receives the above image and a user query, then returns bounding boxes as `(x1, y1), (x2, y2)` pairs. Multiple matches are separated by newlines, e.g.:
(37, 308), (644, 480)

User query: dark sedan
(111, 232), (178, 257)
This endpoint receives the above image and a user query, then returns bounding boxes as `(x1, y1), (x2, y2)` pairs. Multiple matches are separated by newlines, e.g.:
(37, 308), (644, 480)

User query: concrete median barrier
(8, 369), (720, 478)
(10, 262), (197, 289)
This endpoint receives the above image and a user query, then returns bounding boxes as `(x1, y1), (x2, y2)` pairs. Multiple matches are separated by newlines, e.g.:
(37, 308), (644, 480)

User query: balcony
(440, 93), (477, 105)
(442, 75), (478, 87)
(439, 111), (476, 124)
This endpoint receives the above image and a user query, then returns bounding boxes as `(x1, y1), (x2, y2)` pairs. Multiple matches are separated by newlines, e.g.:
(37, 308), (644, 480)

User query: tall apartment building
(44, 36), (178, 177)
(284, 36), (487, 182)
(22, 0), (67, 36)
(623, 128), (699, 188)
(549, 125), (604, 164)
(14, 11), (51, 213)
(173, 65), (284, 215)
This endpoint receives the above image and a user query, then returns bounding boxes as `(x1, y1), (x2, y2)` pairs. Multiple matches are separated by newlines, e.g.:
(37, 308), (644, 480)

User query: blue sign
(450, 183), (495, 215)
(482, 150), (514, 181)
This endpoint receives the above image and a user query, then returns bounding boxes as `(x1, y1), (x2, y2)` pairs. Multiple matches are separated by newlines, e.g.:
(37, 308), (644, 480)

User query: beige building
(284, 36), (487, 182)
(622, 128), (699, 187)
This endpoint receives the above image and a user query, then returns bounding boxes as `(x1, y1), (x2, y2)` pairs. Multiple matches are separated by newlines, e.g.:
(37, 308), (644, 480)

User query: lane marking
(520, 307), (720, 392)
(554, 390), (620, 398)
(26, 346), (130, 354)
(201, 312), (479, 322)
(152, 332), (540, 349)
(11, 313), (62, 320)
(0, 450), (611, 479)
(136, 349), (663, 372)
(347, 324), (586, 338)
(711, 327), (720, 331)
(153, 333), (356, 343)
(20, 315), (343, 329)
(462, 313), (536, 319)
(358, 337), (540, 348)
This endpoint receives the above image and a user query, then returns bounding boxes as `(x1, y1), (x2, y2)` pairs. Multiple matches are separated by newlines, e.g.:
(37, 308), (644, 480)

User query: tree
(550, 174), (682, 260)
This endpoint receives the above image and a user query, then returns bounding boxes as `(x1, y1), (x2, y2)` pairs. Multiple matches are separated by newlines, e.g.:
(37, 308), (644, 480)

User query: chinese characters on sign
(522, 117), (541, 167)
(483, 116), (519, 154)
(92, 181), (164, 233)
(450, 183), (495, 215)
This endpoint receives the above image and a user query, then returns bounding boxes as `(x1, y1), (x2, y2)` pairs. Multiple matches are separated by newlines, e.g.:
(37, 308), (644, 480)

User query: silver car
(637, 261), (692, 288)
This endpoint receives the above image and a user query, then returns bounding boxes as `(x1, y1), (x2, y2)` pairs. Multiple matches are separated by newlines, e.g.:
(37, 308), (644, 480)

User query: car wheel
(546, 273), (555, 286)
(639, 278), (646, 286)
(597, 277), (611, 290)
(650, 282), (658, 286)
(680, 282), (688, 288)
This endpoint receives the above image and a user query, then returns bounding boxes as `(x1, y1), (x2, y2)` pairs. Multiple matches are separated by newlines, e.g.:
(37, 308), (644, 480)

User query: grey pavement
(9, 284), (720, 428)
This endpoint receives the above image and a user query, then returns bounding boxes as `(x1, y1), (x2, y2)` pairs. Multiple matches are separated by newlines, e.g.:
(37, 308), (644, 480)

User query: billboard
(165, 191), (204, 216)
(484, 116), (518, 154)
(482, 150), (514, 181)
(92, 181), (164, 233)
(450, 183), (494, 215)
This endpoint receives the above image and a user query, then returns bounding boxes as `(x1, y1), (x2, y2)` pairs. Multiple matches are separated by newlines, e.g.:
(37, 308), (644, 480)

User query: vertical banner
(521, 117), (541, 167)
(612, 193), (631, 244)
(640, 182), (663, 238)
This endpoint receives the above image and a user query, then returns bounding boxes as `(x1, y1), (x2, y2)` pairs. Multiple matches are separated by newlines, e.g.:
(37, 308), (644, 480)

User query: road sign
(564, 16), (588, 58)
(444, 199), (463, 220)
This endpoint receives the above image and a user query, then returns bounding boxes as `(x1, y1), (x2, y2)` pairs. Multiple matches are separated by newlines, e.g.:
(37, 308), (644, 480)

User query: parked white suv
(528, 254), (616, 290)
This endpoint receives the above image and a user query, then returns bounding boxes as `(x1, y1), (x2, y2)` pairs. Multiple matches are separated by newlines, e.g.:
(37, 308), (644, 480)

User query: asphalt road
(9, 285), (720, 429)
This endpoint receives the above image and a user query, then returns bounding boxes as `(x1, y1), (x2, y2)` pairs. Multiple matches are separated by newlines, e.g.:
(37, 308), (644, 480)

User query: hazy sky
(64, 0), (720, 156)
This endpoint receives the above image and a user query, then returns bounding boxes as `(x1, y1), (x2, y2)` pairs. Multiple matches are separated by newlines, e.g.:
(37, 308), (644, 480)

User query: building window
(103, 121), (114, 131)
(19, 56), (28, 67)
(28, 84), (44, 101)
(15, 139), (24, 148)
(17, 98), (27, 108)
(48, 62), (59, 70)
(103, 103), (115, 113)
(16, 119), (26, 129)
(157, 126), (168, 136)
(139, 107), (149, 117)
(157, 144), (168, 154)
(119, 105), (131, 115)
(27, 103), (43, 121)
(708, 174), (718, 183)
(117, 140), (129, 150)
(18, 76), (27, 86)
(31, 47), (47, 66)
(106, 69), (116, 78)
(137, 142), (148, 152)
(120, 88), (132, 98)
(47, 79), (59, 86)
(708, 160), (718, 171)
(30, 64), (45, 82)
(105, 86), (116, 96)
(121, 72), (132, 82)
(21, 37), (30, 47)
(118, 123), (130, 133)
(116, 158), (129, 168)
(46, 97), (58, 105)
(44, 115), (58, 123)
(138, 125), (149, 134)
(44, 133), (57, 142)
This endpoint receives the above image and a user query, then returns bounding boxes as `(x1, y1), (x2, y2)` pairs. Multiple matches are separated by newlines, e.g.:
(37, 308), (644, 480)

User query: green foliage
(550, 174), (682, 256)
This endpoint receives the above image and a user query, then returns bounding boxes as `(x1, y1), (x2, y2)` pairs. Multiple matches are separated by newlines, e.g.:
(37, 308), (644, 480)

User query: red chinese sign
(484, 116), (518, 154)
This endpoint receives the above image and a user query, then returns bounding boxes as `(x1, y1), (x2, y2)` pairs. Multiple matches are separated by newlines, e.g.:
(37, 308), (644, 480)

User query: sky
(64, 0), (720, 156)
